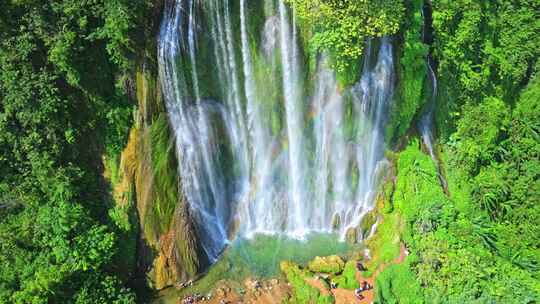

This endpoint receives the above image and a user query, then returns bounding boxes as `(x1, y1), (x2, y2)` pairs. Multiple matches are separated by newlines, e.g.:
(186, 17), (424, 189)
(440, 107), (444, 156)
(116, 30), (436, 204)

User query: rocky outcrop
(345, 227), (358, 245)
(308, 255), (345, 274)
(129, 63), (204, 290)
(111, 2), (205, 288)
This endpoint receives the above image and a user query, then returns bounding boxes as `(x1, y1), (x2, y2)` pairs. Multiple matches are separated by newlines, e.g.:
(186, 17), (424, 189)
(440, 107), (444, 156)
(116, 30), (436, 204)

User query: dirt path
(304, 278), (331, 297)
(306, 243), (408, 304)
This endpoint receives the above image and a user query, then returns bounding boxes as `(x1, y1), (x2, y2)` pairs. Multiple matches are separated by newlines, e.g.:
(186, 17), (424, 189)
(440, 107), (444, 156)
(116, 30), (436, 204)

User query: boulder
(359, 210), (377, 239)
(331, 213), (341, 230)
(215, 287), (226, 297)
(307, 255), (345, 274)
(345, 227), (357, 244)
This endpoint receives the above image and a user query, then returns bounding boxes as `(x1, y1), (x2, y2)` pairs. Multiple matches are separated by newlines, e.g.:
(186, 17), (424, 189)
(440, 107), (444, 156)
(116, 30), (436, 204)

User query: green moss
(342, 92), (357, 140)
(251, 40), (284, 137)
(246, 0), (271, 51)
(333, 261), (360, 290)
(393, 139), (446, 218)
(336, 57), (362, 89)
(280, 261), (335, 304)
(387, 0), (428, 143)
(308, 256), (345, 274)
(374, 258), (423, 304)
(381, 176), (395, 214)
(105, 153), (121, 186)
(359, 210), (377, 238)
(181, 258), (234, 298)
(136, 67), (161, 121)
(364, 211), (401, 277)
(143, 114), (179, 244)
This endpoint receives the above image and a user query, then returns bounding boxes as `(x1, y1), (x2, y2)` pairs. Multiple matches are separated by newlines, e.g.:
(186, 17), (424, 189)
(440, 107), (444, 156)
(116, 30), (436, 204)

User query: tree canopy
(0, 0), (148, 302)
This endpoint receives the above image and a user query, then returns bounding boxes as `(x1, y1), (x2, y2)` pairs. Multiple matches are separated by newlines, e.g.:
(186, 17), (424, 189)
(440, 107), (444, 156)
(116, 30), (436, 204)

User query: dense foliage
(374, 0), (540, 303)
(286, 0), (405, 85)
(377, 137), (539, 303)
(432, 0), (540, 287)
(432, 0), (540, 138)
(0, 0), (148, 302)
(1, 0), (538, 303)
(388, 0), (429, 142)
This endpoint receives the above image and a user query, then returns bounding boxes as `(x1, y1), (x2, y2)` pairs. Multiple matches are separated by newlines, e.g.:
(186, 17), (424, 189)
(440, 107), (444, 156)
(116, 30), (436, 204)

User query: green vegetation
(0, 0), (150, 302)
(281, 261), (334, 304)
(376, 135), (539, 302)
(388, 0), (429, 142)
(431, 0), (540, 139)
(1, 1), (539, 303)
(144, 114), (180, 244)
(372, 1), (540, 301)
(308, 256), (345, 275)
(286, 0), (405, 86)
(375, 261), (423, 304)
(333, 261), (359, 290)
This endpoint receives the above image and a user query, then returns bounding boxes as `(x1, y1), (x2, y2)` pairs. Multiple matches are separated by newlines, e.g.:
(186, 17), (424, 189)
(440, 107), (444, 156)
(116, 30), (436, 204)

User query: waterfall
(419, 1), (449, 194)
(278, 0), (308, 236)
(348, 38), (394, 235)
(158, 0), (236, 262)
(419, 56), (437, 159)
(312, 57), (342, 230)
(419, 56), (449, 194)
(157, 0), (396, 261)
(240, 0), (274, 233)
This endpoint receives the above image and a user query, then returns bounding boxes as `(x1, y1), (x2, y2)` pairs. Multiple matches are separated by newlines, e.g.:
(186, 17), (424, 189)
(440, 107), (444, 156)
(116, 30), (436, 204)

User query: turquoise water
(155, 233), (361, 303)
(227, 233), (358, 277)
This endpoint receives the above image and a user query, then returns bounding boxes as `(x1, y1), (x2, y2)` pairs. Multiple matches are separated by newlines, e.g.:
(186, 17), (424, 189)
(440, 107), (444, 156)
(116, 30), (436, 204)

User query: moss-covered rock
(131, 54), (203, 289)
(359, 210), (377, 239)
(345, 227), (358, 244)
(331, 213), (341, 230)
(105, 127), (140, 282)
(308, 255), (345, 274)
(386, 0), (429, 144)
(333, 261), (360, 290)
(280, 261), (334, 304)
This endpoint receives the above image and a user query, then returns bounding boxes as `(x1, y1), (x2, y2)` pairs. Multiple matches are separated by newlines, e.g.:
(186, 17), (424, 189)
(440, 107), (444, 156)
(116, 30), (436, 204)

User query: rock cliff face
(132, 65), (203, 290)
(112, 0), (206, 290)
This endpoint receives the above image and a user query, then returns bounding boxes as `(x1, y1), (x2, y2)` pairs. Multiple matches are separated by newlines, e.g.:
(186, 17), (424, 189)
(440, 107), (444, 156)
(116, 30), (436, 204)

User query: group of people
(354, 281), (373, 300)
(181, 293), (205, 304)
(181, 259), (374, 303)
(354, 261), (372, 301)
(325, 260), (373, 301)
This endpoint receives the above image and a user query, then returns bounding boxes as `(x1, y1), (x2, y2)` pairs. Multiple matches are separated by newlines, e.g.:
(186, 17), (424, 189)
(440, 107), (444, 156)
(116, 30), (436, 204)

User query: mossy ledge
(111, 5), (209, 288)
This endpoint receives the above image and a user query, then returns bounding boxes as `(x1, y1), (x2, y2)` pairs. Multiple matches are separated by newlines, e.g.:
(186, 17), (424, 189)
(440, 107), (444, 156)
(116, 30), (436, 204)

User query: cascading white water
(348, 38), (394, 234)
(208, 0), (250, 184)
(311, 57), (352, 231)
(419, 56), (449, 193)
(278, 0), (308, 236)
(158, 0), (236, 262)
(158, 0), (395, 260)
(239, 0), (274, 233)
(419, 56), (437, 159)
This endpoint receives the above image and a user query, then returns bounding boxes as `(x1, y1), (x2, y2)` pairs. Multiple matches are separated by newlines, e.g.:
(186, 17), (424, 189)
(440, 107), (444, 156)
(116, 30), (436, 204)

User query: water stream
(419, 0), (449, 195)
(158, 0), (395, 262)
